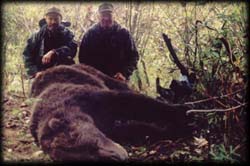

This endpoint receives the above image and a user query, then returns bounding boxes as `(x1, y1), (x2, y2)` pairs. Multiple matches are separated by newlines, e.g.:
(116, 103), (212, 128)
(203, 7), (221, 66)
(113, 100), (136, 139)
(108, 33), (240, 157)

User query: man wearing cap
(23, 7), (77, 79)
(79, 3), (139, 81)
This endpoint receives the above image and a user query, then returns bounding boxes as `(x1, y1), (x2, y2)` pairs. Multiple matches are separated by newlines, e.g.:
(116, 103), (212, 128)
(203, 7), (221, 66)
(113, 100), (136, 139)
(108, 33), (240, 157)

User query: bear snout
(98, 140), (128, 161)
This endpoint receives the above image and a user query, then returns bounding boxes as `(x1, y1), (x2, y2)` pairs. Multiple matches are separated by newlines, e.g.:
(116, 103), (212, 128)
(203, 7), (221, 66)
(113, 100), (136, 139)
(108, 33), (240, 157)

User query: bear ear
(48, 118), (63, 131)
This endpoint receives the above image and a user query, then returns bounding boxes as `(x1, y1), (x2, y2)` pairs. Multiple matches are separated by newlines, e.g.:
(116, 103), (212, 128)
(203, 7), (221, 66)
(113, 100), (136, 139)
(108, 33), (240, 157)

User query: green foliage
(170, 150), (190, 161)
(24, 97), (42, 106)
(2, 2), (247, 97)
(11, 108), (20, 116)
(210, 144), (241, 163)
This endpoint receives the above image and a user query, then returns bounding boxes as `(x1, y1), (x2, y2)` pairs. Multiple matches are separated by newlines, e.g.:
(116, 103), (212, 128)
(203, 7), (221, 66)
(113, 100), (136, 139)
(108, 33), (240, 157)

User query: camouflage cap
(98, 3), (114, 13)
(45, 7), (62, 18)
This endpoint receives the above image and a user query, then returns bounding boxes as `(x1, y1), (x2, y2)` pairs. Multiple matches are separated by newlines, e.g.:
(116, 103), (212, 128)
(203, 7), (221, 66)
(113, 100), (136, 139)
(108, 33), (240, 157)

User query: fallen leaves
(149, 150), (157, 155)
(2, 95), (50, 161)
(193, 136), (208, 148)
(32, 150), (43, 158)
(7, 149), (13, 153)
(20, 102), (28, 108)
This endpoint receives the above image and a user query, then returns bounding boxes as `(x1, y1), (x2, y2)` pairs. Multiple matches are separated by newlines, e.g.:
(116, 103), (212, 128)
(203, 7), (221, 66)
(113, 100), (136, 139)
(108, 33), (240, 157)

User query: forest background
(1, 1), (248, 163)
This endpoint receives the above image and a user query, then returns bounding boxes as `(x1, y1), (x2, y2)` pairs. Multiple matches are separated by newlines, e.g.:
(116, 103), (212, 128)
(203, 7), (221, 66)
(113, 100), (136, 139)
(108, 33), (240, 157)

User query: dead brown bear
(30, 81), (191, 161)
(30, 64), (132, 97)
(31, 83), (129, 161)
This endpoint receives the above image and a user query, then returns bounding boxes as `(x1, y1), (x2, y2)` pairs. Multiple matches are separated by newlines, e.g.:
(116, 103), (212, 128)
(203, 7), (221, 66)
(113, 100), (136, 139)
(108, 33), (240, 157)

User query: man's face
(99, 12), (113, 29)
(45, 13), (62, 31)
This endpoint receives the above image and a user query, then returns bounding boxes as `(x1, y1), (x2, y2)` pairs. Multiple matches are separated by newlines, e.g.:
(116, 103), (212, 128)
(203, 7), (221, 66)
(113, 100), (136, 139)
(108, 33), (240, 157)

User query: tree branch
(162, 33), (189, 76)
(219, 37), (236, 65)
(184, 88), (244, 105)
(186, 103), (246, 115)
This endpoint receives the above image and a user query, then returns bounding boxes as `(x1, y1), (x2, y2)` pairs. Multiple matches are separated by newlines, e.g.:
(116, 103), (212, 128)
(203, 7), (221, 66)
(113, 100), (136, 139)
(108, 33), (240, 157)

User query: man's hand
(30, 71), (43, 79)
(114, 72), (126, 81)
(42, 50), (56, 64)
(35, 71), (43, 78)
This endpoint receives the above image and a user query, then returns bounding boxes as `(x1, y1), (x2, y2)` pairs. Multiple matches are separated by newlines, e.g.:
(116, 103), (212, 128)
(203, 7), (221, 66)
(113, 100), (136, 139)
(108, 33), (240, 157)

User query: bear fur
(30, 65), (191, 161)
(31, 83), (129, 161)
(31, 64), (132, 97)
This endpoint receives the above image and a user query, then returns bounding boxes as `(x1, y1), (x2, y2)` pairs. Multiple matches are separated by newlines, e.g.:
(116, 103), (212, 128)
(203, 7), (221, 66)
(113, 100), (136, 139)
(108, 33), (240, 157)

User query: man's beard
(48, 24), (60, 31)
(101, 20), (113, 29)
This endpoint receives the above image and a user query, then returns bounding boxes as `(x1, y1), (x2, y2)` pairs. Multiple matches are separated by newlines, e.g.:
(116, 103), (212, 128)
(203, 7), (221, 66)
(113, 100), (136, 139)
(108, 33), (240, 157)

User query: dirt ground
(2, 94), (51, 162)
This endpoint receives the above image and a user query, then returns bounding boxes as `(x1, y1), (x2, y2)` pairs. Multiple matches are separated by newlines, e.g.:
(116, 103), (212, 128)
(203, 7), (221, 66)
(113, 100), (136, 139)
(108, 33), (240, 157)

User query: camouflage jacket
(23, 24), (77, 77)
(79, 22), (139, 79)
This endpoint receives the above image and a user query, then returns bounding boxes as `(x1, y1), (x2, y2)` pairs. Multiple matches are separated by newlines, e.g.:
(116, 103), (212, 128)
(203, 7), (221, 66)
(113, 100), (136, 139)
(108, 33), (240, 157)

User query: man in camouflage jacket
(79, 3), (139, 81)
(23, 7), (77, 79)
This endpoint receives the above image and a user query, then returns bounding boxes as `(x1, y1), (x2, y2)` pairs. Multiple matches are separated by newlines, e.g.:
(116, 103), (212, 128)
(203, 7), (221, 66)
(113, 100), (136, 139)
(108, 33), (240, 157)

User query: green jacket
(23, 24), (77, 77)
